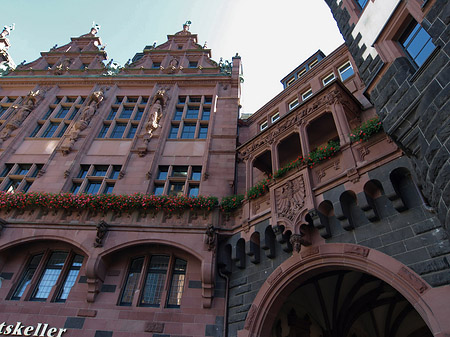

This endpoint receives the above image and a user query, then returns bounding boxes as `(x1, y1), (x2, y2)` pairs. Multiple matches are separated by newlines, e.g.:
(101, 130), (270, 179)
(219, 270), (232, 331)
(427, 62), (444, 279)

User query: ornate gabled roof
(8, 23), (107, 76)
(122, 21), (223, 76)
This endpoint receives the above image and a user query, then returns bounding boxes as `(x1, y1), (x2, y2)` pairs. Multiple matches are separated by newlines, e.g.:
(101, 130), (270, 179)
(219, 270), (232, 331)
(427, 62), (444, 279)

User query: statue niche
(60, 90), (104, 155)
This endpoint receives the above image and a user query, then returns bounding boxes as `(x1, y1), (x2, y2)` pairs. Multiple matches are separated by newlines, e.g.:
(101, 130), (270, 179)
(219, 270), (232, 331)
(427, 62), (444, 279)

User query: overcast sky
(2, 0), (344, 113)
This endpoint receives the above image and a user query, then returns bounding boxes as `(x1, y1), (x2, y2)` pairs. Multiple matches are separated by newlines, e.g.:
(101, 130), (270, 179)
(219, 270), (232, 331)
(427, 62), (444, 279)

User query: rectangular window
(110, 123), (127, 139)
(188, 185), (199, 197)
(297, 68), (306, 78)
(153, 184), (165, 195)
(286, 77), (295, 86)
(11, 254), (43, 300)
(181, 124), (196, 139)
(106, 109), (117, 120)
(167, 259), (187, 307)
(92, 166), (108, 177)
(134, 108), (144, 121)
(98, 125), (109, 138)
(322, 73), (336, 86)
(289, 98), (299, 111)
(172, 166), (188, 178)
(41, 122), (59, 138)
(260, 120), (268, 131)
(338, 61), (354, 81)
(110, 166), (121, 179)
(185, 106), (199, 119)
(141, 255), (169, 307)
(152, 62), (161, 69)
(57, 123), (68, 137)
(127, 125), (138, 139)
(271, 112), (280, 123)
(201, 108), (210, 121)
(56, 255), (83, 302)
(55, 107), (70, 119)
(120, 107), (134, 119)
(189, 61), (198, 68)
(103, 183), (114, 194)
(174, 108), (184, 121)
(191, 167), (202, 181)
(168, 125), (179, 139)
(85, 181), (102, 194)
(302, 89), (313, 101)
(169, 182), (185, 196)
(31, 252), (68, 301)
(157, 166), (169, 180)
(400, 21), (436, 68)
(120, 257), (144, 306)
(198, 125), (208, 139)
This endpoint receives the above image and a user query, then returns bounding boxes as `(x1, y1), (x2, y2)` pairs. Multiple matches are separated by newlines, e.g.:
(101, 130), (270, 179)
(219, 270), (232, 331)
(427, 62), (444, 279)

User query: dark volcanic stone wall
(324, 0), (450, 233)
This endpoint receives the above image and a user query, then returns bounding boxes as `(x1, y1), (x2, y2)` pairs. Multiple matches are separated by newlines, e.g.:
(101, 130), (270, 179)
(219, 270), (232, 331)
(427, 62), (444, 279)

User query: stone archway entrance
(270, 270), (431, 337)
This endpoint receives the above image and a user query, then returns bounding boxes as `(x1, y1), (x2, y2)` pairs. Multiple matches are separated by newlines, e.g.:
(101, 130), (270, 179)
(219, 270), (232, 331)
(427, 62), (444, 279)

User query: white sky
(2, 0), (344, 114)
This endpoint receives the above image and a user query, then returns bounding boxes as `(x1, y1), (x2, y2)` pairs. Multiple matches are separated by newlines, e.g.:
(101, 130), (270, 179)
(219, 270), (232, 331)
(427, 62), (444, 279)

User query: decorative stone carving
(139, 89), (168, 156)
(204, 224), (216, 251)
(289, 234), (303, 253)
(94, 220), (108, 248)
(275, 175), (306, 223)
(61, 90), (104, 155)
(54, 58), (72, 75)
(0, 90), (40, 147)
(344, 244), (369, 257)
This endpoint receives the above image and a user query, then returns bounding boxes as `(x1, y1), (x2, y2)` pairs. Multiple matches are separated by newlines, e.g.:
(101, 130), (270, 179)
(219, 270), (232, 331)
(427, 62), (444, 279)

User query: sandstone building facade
(0, 12), (448, 337)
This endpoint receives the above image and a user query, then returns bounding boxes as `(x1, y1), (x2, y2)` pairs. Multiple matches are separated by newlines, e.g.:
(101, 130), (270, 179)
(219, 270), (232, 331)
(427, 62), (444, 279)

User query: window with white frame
(289, 98), (299, 111)
(30, 96), (85, 138)
(71, 164), (121, 194)
(0, 163), (43, 193)
(260, 120), (268, 131)
(98, 96), (148, 139)
(322, 72), (336, 86)
(153, 165), (202, 197)
(10, 250), (84, 302)
(169, 95), (211, 140)
(271, 112), (280, 123)
(338, 61), (355, 81)
(302, 89), (313, 101)
(119, 254), (187, 308)
(286, 77), (295, 87)
(309, 59), (318, 69)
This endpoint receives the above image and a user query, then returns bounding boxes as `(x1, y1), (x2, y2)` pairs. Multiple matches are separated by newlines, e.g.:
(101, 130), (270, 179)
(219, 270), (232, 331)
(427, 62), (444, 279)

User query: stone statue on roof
(0, 24), (14, 39)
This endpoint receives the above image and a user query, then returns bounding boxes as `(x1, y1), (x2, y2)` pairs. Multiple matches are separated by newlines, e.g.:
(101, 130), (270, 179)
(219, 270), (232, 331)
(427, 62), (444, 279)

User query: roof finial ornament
(0, 23), (14, 39)
(183, 20), (192, 32)
(90, 22), (101, 35)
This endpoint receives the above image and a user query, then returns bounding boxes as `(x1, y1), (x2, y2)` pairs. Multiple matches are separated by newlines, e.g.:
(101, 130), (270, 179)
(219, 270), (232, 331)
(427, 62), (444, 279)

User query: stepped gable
(123, 21), (219, 74)
(10, 24), (107, 76)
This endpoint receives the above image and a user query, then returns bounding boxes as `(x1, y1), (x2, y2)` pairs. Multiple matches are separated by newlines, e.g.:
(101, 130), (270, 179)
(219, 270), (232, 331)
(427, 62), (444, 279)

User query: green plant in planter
(350, 117), (382, 142)
(247, 177), (271, 200)
(220, 194), (245, 213)
(305, 140), (340, 168)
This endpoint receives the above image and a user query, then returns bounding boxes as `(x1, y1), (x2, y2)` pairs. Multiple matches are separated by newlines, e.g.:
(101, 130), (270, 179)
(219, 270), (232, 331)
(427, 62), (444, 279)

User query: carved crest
(275, 175), (306, 223)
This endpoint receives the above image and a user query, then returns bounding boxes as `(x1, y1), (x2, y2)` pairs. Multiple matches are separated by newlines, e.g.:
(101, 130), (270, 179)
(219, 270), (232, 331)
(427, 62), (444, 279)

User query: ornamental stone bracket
(204, 224), (216, 251)
(85, 255), (106, 303)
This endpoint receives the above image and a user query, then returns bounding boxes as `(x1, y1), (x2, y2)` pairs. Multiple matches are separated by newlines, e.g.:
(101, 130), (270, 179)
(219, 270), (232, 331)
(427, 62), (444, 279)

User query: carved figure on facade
(94, 220), (108, 248)
(275, 176), (306, 224)
(176, 21), (192, 36)
(0, 90), (40, 147)
(204, 224), (216, 251)
(61, 90), (104, 155)
(54, 58), (73, 75)
(139, 89), (169, 156)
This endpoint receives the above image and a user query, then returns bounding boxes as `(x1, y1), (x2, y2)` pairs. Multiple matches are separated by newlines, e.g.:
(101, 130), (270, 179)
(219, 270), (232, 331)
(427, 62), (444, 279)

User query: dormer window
(309, 59), (318, 69)
(286, 77), (295, 87)
(302, 89), (313, 101)
(322, 73), (335, 86)
(289, 98), (299, 111)
(152, 62), (161, 69)
(189, 61), (198, 68)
